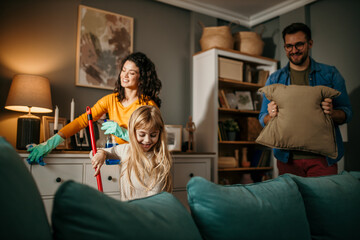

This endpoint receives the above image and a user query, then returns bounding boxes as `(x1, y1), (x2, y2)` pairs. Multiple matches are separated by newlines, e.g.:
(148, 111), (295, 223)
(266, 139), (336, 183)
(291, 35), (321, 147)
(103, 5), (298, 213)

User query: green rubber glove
(101, 121), (129, 142)
(27, 134), (65, 164)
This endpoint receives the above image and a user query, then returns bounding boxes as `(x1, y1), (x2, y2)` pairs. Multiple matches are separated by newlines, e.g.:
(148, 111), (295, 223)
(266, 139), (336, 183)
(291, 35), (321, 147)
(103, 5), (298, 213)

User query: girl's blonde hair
(124, 105), (172, 196)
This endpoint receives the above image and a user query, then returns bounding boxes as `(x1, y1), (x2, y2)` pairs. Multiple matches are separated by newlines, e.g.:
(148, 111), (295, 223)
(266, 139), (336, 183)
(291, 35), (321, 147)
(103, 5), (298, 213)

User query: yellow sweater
(59, 93), (156, 144)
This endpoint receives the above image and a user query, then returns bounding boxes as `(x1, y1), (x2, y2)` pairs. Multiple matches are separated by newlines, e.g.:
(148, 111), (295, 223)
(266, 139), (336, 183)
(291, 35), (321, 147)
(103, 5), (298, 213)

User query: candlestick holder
(79, 137), (84, 151)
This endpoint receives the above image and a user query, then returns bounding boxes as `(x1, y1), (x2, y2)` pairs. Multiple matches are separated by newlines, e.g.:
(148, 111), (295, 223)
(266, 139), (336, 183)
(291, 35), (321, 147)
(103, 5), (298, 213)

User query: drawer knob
(189, 173), (194, 178)
(108, 176), (113, 181)
(55, 177), (62, 183)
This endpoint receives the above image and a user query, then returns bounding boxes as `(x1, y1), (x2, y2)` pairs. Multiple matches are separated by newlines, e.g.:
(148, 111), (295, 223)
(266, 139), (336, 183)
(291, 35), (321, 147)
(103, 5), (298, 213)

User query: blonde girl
(91, 105), (172, 201)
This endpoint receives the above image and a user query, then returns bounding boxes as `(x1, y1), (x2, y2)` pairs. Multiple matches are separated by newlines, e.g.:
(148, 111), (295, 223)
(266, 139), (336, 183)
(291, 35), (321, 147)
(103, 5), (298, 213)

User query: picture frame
(42, 116), (69, 149)
(165, 125), (183, 152)
(235, 91), (254, 110)
(75, 5), (134, 90)
(75, 130), (90, 148)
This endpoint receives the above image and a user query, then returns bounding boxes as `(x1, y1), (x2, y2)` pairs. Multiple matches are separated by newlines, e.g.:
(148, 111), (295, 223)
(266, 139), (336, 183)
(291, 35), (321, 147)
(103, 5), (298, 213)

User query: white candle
(70, 98), (75, 122)
(54, 105), (59, 131)
(79, 129), (84, 139)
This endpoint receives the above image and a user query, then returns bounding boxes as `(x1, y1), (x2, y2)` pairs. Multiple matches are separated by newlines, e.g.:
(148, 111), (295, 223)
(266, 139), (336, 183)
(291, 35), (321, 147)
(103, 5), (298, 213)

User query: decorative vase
(241, 147), (251, 167)
(227, 131), (236, 141)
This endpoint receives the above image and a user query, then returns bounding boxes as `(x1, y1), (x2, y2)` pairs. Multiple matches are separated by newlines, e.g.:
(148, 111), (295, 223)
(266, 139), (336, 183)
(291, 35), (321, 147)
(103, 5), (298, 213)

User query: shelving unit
(192, 47), (277, 184)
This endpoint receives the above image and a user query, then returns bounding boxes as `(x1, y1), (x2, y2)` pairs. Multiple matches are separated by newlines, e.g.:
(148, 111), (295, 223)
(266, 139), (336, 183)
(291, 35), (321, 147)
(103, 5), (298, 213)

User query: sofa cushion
(349, 171), (360, 180)
(289, 172), (360, 240)
(0, 137), (52, 240)
(187, 176), (311, 240)
(256, 84), (340, 158)
(52, 181), (202, 240)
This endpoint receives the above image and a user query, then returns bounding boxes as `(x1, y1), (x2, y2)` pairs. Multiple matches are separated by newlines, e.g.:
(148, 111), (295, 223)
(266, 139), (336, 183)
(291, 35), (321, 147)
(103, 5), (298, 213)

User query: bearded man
(258, 22), (352, 177)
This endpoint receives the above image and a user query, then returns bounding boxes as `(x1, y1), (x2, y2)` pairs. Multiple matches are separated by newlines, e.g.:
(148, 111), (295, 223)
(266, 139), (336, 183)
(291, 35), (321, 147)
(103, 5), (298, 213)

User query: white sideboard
(19, 152), (215, 220)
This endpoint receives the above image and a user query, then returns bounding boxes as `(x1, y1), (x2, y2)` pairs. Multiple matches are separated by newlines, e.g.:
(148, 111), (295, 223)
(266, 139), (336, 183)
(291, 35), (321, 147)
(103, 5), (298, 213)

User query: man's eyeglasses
(284, 41), (307, 51)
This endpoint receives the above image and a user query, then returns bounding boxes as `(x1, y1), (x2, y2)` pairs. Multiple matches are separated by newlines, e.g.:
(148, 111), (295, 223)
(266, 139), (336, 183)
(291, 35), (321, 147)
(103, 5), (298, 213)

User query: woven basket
(199, 22), (234, 51)
(234, 31), (264, 56)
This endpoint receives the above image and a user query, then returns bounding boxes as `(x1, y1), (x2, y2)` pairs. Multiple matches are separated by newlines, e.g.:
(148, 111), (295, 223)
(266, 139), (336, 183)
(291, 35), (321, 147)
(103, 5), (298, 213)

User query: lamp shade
(5, 74), (53, 113)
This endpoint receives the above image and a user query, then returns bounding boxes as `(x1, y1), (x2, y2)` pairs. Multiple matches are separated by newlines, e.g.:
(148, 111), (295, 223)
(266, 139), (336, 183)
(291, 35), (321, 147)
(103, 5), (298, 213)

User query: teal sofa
(1, 137), (359, 240)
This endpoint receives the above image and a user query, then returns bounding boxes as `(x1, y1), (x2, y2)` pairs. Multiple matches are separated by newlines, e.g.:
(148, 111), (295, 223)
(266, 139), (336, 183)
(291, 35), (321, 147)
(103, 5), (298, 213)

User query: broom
(86, 106), (103, 192)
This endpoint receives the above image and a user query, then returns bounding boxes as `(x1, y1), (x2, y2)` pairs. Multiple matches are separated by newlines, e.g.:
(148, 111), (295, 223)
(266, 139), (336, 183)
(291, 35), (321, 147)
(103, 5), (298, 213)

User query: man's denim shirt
(259, 57), (352, 165)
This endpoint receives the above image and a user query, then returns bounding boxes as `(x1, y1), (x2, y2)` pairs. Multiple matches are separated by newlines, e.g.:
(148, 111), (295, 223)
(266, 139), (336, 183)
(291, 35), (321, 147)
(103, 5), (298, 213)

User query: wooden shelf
(193, 47), (278, 63)
(219, 108), (260, 115)
(218, 167), (273, 172)
(219, 140), (257, 145)
(219, 78), (264, 90)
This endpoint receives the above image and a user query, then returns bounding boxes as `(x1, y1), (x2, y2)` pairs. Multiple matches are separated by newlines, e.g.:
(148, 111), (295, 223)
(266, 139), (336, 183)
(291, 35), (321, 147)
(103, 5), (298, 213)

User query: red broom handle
(86, 106), (103, 192)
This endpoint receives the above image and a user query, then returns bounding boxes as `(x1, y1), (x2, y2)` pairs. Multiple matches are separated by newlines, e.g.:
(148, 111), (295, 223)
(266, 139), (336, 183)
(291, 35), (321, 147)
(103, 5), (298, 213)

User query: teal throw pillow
(289, 172), (360, 240)
(52, 181), (202, 240)
(187, 176), (311, 240)
(0, 137), (52, 240)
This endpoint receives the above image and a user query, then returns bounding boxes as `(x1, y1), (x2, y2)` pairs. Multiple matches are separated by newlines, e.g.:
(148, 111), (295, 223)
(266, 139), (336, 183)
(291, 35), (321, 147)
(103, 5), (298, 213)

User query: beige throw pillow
(256, 84), (340, 159)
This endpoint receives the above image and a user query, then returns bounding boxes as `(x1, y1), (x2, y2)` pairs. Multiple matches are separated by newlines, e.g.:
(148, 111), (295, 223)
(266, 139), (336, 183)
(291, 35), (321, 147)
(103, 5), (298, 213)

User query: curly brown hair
(114, 52), (162, 107)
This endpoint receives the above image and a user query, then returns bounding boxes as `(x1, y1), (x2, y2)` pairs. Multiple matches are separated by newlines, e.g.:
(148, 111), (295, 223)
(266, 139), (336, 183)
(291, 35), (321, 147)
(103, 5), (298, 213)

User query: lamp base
(16, 114), (40, 150)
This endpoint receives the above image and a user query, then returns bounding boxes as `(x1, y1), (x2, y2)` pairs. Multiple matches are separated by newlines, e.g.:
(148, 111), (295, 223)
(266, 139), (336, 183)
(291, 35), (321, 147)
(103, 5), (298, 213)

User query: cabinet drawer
(84, 164), (120, 193)
(32, 164), (83, 196)
(43, 198), (53, 223)
(173, 161), (210, 189)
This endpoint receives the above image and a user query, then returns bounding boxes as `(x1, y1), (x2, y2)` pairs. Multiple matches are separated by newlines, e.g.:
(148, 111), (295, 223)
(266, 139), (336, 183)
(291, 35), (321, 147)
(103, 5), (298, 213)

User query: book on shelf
(252, 91), (263, 111)
(218, 125), (222, 141)
(250, 149), (263, 167)
(258, 149), (271, 167)
(249, 149), (271, 167)
(218, 121), (228, 141)
(257, 70), (270, 86)
(244, 64), (263, 84)
(244, 64), (252, 83)
(238, 117), (263, 141)
(218, 90), (229, 108)
(242, 66), (270, 85)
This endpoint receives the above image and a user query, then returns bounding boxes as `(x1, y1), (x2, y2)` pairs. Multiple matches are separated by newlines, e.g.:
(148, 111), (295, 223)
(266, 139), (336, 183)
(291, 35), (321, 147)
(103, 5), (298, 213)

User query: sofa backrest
(0, 137), (52, 240)
(187, 173), (360, 240)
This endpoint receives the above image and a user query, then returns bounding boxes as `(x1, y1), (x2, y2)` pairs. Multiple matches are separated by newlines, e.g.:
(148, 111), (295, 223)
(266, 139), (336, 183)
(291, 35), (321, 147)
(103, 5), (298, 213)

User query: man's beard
(288, 51), (308, 66)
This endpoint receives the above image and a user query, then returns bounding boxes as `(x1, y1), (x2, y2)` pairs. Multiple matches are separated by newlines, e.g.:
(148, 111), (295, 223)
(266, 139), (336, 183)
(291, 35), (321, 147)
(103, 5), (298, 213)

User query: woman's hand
(91, 150), (106, 176)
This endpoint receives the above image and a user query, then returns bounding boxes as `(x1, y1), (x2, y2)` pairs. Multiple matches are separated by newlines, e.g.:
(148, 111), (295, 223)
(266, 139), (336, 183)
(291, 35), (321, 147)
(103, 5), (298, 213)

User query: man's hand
(322, 98), (346, 124)
(321, 98), (333, 115)
(264, 101), (278, 125)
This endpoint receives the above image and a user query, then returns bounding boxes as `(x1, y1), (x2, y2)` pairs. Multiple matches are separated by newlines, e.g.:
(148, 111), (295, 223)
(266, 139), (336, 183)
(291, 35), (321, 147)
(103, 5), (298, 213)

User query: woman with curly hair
(27, 52), (162, 164)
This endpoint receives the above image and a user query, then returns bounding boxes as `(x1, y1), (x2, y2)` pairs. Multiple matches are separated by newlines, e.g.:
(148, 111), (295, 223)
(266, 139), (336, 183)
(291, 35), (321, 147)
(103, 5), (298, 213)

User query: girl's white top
(99, 144), (163, 201)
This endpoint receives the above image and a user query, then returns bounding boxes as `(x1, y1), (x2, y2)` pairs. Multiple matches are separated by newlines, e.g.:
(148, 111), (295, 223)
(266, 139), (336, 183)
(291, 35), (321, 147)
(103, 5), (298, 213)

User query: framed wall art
(42, 116), (69, 149)
(76, 5), (134, 90)
(235, 91), (254, 110)
(165, 125), (182, 152)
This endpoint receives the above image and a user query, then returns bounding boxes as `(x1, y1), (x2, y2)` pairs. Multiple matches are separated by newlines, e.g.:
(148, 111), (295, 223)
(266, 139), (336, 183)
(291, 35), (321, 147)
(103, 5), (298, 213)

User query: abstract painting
(76, 5), (133, 90)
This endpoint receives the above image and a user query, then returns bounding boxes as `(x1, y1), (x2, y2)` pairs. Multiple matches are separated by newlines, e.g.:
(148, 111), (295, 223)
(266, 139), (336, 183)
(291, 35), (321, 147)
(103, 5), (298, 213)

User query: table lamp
(5, 74), (53, 149)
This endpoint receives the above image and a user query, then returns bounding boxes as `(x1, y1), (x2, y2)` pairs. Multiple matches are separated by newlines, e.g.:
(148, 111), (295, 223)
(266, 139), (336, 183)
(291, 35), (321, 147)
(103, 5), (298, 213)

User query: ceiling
(156, 0), (317, 28)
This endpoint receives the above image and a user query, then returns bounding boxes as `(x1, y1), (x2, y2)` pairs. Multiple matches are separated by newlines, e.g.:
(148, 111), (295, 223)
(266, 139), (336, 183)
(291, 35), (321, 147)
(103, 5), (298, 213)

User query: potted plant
(224, 119), (240, 141)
